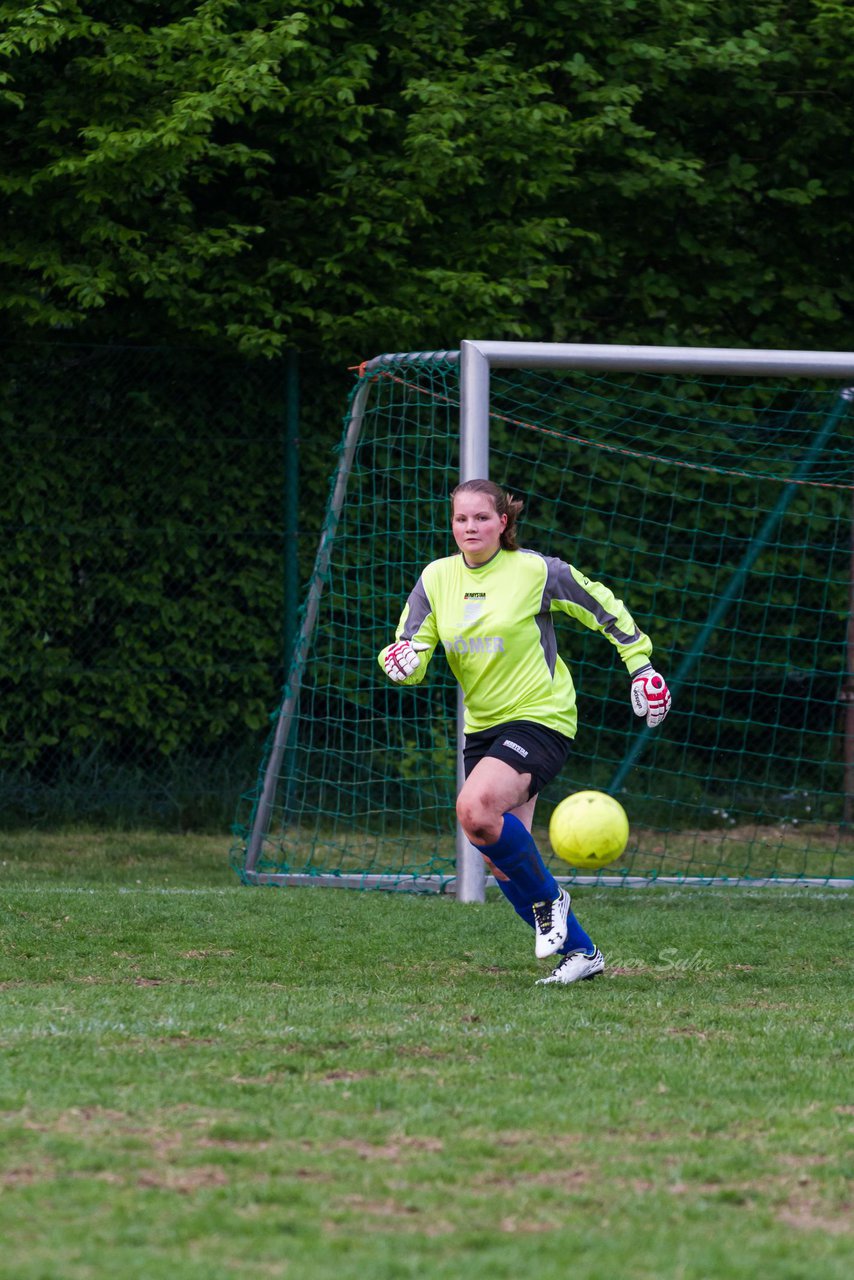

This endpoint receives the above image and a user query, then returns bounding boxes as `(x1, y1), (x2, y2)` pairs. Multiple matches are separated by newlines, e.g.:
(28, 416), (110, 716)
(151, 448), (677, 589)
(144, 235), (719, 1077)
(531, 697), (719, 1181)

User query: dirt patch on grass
(492, 1129), (583, 1151)
(776, 1194), (853, 1236)
(774, 1153), (832, 1169)
(498, 1215), (565, 1234)
(180, 950), (236, 959)
(391, 1044), (451, 1060)
(21, 1105), (128, 1133)
(317, 1068), (377, 1084)
(482, 1167), (590, 1194)
(137, 1164), (229, 1193)
(315, 1135), (444, 1160)
(327, 1198), (455, 1237)
(1, 1164), (43, 1187)
(660, 1169), (852, 1235)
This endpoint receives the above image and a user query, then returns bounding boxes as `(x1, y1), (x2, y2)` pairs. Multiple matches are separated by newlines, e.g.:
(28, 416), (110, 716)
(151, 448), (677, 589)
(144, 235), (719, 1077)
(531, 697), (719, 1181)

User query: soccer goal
(230, 341), (854, 895)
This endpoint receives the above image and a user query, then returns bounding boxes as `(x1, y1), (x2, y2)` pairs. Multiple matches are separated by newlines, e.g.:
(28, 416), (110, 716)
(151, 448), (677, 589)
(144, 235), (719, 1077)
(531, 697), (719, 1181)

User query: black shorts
(463, 720), (572, 799)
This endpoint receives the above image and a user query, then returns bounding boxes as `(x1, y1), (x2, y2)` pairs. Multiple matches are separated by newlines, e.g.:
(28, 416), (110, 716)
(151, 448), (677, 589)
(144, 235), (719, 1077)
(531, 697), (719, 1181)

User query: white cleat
(532, 888), (571, 959)
(536, 947), (605, 985)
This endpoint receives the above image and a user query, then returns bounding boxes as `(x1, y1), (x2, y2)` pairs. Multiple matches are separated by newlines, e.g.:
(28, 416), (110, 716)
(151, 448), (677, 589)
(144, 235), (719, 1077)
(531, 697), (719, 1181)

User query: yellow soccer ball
(548, 790), (629, 870)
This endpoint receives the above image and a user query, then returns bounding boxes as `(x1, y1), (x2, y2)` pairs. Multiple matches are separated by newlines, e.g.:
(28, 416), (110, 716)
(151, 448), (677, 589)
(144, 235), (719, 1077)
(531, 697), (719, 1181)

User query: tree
(0, 1), (851, 362)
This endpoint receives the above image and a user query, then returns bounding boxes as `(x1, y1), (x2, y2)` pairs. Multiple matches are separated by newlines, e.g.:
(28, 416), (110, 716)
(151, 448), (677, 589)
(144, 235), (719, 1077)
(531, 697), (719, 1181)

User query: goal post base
(240, 871), (853, 891)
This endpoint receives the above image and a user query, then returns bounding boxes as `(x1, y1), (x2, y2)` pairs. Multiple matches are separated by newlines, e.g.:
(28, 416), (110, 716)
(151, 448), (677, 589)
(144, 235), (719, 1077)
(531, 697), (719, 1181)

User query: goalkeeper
(378, 478), (671, 986)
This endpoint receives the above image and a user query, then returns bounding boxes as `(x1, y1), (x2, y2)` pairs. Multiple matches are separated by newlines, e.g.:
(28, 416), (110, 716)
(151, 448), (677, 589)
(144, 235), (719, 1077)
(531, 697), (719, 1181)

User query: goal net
(231, 345), (854, 889)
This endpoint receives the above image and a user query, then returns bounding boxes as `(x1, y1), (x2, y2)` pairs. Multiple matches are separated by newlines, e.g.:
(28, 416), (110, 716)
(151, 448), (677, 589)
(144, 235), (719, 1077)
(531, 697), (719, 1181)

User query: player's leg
(509, 793), (537, 832)
(492, 791), (598, 970)
(457, 757), (570, 957)
(456, 754), (531, 844)
(521, 784), (602, 984)
(478, 792), (536, 882)
(458, 722), (602, 972)
(481, 791), (534, 882)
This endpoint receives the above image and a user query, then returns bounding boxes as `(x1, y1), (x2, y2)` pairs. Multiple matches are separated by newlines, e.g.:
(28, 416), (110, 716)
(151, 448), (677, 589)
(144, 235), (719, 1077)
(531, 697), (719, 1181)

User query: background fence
(1, 342), (301, 829)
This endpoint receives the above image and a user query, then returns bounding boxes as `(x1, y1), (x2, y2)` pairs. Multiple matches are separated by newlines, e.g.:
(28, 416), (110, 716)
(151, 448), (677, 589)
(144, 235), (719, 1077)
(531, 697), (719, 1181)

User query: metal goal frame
(242, 341), (854, 896)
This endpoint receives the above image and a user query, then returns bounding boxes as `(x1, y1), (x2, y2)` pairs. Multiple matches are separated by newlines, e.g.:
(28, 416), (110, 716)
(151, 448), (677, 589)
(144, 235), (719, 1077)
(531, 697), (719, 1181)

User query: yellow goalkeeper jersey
(377, 548), (653, 739)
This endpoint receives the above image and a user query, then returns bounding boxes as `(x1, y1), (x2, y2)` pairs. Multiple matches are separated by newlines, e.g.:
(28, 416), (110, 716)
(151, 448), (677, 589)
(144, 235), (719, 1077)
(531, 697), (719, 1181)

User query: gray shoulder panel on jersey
(541, 555), (640, 644)
(534, 613), (558, 674)
(401, 575), (433, 640)
(518, 551), (559, 673)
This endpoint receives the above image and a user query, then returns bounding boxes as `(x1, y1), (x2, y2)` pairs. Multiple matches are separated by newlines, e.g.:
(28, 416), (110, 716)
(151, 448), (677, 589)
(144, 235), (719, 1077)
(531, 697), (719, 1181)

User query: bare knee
(456, 791), (503, 845)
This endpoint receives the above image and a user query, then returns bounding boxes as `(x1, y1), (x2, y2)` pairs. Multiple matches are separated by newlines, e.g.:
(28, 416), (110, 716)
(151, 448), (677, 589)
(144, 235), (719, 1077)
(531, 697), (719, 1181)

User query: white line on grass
(0, 885), (241, 895)
(0, 883), (850, 900)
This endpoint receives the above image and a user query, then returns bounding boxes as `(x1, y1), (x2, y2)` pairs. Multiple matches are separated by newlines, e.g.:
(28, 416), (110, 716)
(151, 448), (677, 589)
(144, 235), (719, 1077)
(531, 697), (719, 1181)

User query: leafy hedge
(0, 343), (299, 823)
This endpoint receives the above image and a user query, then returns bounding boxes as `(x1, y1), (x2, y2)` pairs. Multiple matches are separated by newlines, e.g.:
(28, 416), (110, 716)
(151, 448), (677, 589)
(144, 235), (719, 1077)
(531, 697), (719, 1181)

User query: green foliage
(0, 2), (852, 359)
(0, 343), (289, 813)
(2, 3), (854, 832)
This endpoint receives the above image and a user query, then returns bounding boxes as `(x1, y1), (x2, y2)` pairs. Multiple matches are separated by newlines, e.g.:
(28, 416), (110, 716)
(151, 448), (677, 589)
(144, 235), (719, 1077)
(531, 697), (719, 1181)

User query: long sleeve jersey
(377, 547), (653, 739)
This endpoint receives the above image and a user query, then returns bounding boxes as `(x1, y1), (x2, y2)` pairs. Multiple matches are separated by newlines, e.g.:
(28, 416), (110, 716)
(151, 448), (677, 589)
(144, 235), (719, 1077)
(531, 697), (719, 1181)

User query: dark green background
(1, 1), (852, 828)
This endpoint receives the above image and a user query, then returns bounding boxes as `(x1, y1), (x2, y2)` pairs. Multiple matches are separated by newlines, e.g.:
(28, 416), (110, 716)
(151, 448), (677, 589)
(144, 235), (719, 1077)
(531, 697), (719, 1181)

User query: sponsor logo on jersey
(443, 636), (505, 655)
(460, 597), (485, 625)
(463, 592), (486, 599)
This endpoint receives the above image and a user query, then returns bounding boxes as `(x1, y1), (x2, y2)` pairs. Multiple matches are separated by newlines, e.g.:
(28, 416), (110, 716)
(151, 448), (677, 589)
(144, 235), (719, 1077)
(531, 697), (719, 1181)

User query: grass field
(0, 830), (852, 1279)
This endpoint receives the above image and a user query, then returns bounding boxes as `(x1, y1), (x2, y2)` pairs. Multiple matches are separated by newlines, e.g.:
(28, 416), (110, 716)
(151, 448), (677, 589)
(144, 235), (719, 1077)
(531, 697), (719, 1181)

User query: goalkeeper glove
(631, 667), (672, 727)
(384, 639), (430, 682)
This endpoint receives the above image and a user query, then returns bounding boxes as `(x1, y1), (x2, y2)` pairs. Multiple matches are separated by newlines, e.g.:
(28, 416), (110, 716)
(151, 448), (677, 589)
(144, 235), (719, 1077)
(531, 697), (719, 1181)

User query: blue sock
(493, 875), (535, 928)
(495, 875), (595, 955)
(477, 813), (559, 907)
(558, 912), (595, 956)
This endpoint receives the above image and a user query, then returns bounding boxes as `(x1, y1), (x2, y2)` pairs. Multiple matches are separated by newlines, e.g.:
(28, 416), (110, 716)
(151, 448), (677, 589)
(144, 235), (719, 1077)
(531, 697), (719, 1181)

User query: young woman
(378, 479), (671, 985)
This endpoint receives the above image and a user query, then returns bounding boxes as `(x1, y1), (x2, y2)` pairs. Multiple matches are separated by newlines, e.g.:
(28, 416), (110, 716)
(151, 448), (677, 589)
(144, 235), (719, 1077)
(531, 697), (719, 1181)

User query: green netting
(231, 355), (854, 886)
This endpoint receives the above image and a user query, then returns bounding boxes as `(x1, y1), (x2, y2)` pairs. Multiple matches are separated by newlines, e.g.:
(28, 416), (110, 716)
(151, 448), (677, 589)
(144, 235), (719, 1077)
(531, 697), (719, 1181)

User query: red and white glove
(631, 667), (671, 727)
(384, 639), (430, 683)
